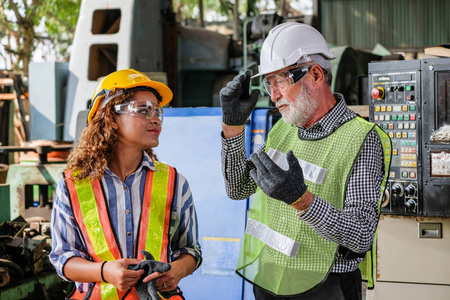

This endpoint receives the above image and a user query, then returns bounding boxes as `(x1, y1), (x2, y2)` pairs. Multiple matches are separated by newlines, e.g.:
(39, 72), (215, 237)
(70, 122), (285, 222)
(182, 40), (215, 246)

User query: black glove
(129, 250), (173, 300)
(249, 150), (308, 205)
(220, 69), (260, 126)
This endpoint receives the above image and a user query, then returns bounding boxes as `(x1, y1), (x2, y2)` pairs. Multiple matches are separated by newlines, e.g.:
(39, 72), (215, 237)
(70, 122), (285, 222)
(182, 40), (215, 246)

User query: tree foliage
(0, 0), (81, 74)
(175, 0), (256, 22)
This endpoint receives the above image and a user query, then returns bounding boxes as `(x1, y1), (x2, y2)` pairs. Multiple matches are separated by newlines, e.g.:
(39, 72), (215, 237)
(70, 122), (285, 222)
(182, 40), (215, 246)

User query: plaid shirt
(221, 94), (384, 273)
(50, 151), (202, 291)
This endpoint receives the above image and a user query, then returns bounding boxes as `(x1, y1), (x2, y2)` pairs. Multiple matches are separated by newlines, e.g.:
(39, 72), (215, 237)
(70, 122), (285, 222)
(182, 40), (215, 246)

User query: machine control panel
(369, 61), (421, 215)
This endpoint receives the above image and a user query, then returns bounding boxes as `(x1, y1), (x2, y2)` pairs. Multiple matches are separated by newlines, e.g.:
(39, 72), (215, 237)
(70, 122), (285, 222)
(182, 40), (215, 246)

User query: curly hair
(66, 91), (158, 180)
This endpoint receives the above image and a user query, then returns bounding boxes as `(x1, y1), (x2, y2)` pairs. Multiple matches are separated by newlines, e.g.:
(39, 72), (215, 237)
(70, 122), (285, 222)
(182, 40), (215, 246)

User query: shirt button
(125, 210), (130, 214)
(126, 232), (131, 236)
(124, 186), (128, 191)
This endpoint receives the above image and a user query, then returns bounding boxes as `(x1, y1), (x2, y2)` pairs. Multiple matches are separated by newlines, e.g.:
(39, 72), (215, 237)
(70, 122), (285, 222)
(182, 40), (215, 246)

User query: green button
(404, 115), (410, 121)
(382, 124), (388, 129)
(406, 86), (411, 91)
(410, 105), (416, 111)
(397, 115), (403, 121)
(391, 115), (397, 121)
(402, 172), (408, 178)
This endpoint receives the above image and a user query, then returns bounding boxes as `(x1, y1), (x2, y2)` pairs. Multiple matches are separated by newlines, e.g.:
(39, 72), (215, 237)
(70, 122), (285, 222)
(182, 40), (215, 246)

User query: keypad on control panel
(374, 104), (417, 180)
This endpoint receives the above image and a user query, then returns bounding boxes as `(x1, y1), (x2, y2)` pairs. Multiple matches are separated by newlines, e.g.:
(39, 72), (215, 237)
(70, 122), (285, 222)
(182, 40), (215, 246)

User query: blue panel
(157, 107), (248, 300)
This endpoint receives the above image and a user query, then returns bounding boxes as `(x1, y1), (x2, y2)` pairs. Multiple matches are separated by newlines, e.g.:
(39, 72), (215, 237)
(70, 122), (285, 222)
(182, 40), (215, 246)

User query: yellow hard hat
(88, 69), (173, 123)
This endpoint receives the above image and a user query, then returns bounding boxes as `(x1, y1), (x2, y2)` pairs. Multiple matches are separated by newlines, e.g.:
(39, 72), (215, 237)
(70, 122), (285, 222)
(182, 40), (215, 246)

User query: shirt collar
(142, 151), (157, 171)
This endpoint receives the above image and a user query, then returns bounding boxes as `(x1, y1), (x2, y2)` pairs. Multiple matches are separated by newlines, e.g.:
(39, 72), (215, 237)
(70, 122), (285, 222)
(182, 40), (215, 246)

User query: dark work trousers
(252, 269), (362, 300)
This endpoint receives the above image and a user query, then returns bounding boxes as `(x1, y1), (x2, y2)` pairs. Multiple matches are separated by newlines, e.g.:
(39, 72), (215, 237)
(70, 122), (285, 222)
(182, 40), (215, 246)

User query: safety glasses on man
(263, 66), (312, 96)
(114, 100), (163, 123)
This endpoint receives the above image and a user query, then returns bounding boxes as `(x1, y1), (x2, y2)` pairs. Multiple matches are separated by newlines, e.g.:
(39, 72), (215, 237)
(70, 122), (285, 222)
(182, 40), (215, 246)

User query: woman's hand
(142, 254), (197, 292)
(102, 258), (145, 290)
(63, 257), (145, 291)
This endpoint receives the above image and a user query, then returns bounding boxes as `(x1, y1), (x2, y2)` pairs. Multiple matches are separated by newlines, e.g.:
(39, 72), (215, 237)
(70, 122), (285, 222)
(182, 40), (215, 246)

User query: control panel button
(410, 114), (416, 121)
(409, 105), (416, 111)
(371, 86), (385, 100)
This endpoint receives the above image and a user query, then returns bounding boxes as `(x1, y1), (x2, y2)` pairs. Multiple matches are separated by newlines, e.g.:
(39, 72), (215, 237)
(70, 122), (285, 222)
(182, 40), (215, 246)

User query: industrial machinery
(0, 217), (72, 300)
(367, 58), (450, 300)
(369, 58), (450, 216)
(4, 0), (443, 298)
(0, 145), (71, 300)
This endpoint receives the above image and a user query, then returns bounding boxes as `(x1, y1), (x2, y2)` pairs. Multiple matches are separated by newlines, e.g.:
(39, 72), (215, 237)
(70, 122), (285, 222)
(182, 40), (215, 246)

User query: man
(219, 23), (391, 300)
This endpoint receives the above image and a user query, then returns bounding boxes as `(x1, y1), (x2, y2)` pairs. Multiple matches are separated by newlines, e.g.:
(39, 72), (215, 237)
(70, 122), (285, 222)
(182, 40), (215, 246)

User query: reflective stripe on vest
(236, 117), (391, 296)
(137, 162), (175, 262)
(65, 161), (177, 300)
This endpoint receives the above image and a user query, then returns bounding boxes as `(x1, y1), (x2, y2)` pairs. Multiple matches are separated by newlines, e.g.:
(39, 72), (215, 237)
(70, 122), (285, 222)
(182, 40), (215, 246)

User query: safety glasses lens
(114, 100), (163, 123)
(262, 66), (312, 96)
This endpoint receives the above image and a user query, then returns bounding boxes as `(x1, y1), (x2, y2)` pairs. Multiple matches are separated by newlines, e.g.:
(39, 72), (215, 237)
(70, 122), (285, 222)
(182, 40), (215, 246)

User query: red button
(371, 88), (380, 99)
(410, 115), (416, 121)
(371, 87), (385, 100)
(409, 172), (416, 178)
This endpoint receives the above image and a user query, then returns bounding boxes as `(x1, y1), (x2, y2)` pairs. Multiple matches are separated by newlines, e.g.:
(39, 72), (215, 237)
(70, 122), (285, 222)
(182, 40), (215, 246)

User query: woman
(50, 69), (202, 299)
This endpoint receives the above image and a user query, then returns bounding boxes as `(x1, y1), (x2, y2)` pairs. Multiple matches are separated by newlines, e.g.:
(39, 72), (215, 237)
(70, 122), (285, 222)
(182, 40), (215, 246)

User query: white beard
(277, 84), (318, 127)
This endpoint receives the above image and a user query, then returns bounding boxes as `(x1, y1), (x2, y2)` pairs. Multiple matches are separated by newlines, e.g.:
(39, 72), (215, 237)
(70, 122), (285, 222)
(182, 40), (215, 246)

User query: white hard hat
(253, 22), (336, 78)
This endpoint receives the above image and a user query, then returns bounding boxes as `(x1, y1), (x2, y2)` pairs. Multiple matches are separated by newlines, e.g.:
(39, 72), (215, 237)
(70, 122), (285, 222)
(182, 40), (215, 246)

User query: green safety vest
(236, 116), (391, 296)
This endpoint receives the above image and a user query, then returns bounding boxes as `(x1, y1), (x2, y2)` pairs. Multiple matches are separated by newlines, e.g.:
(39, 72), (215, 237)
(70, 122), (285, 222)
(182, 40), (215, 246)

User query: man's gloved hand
(220, 69), (260, 126)
(249, 150), (308, 205)
(129, 250), (172, 300)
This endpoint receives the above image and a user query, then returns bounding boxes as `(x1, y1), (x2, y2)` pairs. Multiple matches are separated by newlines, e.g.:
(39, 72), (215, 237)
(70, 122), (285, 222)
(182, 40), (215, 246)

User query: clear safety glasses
(263, 66), (312, 96)
(114, 100), (163, 123)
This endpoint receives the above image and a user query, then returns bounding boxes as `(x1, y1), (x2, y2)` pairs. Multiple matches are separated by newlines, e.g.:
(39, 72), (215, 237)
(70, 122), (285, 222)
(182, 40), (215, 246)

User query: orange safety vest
(64, 161), (184, 300)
